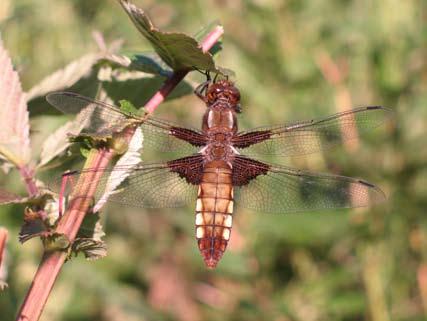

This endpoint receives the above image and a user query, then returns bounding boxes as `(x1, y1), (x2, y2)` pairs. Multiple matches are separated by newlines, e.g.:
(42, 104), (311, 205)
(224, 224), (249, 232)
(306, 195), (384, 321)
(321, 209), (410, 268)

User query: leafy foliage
(0, 37), (31, 166)
(119, 0), (218, 72)
(0, 1), (426, 321)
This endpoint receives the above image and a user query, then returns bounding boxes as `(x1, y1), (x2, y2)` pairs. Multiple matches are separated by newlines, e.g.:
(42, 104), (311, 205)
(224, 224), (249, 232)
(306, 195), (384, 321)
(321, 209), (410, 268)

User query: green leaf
(119, 99), (139, 115)
(80, 145), (91, 158)
(44, 233), (70, 252)
(67, 136), (103, 156)
(102, 75), (193, 107)
(127, 52), (172, 76)
(119, 0), (219, 72)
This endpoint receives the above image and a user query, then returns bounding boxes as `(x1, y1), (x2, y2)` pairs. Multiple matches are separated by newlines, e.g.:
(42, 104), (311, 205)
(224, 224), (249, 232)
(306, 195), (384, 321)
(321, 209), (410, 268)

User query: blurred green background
(1, 0), (426, 320)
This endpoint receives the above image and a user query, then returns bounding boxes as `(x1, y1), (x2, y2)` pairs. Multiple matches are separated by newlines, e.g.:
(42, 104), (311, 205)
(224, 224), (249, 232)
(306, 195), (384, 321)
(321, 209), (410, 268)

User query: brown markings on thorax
(202, 107), (237, 134)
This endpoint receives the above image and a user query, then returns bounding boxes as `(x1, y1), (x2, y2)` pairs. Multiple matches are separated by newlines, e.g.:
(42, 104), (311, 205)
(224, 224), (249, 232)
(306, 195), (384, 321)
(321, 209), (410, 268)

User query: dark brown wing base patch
(170, 126), (208, 146)
(168, 154), (205, 185)
(232, 156), (270, 186)
(232, 130), (272, 148)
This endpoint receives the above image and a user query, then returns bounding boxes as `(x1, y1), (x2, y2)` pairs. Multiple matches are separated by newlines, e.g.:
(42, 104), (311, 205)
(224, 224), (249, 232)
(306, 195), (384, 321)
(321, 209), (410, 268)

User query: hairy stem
(16, 26), (223, 321)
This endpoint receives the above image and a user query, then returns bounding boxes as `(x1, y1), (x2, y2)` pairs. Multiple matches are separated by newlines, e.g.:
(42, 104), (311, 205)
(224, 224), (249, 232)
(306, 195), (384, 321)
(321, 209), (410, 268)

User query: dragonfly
(46, 80), (391, 268)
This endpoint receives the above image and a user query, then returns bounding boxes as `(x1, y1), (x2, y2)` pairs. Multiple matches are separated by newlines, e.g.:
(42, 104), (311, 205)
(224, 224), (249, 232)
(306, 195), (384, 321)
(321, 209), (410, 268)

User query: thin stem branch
(0, 228), (7, 269)
(18, 166), (39, 197)
(16, 26), (223, 321)
(0, 227), (8, 290)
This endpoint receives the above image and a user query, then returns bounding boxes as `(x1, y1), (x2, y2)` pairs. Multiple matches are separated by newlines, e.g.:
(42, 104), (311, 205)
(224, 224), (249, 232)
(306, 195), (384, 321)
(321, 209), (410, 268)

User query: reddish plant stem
(0, 228), (7, 269)
(19, 165), (49, 222)
(18, 166), (39, 197)
(145, 70), (187, 113)
(16, 26), (224, 321)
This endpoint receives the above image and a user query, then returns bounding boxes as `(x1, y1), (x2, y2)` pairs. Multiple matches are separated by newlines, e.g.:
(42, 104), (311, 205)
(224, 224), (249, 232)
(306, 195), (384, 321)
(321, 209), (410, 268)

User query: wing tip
(358, 179), (387, 205)
(366, 105), (395, 118)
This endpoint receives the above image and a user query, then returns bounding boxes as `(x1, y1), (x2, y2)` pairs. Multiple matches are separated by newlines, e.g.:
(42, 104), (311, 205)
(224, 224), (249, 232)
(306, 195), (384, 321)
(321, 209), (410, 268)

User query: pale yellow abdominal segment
(195, 162), (234, 267)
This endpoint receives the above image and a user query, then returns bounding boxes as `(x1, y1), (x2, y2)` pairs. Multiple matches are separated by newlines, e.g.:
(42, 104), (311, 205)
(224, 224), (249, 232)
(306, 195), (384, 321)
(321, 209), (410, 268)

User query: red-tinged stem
(0, 228), (7, 269)
(18, 165), (49, 220)
(18, 166), (39, 197)
(200, 26), (224, 53)
(145, 70), (187, 113)
(56, 148), (114, 237)
(15, 149), (114, 321)
(16, 26), (224, 321)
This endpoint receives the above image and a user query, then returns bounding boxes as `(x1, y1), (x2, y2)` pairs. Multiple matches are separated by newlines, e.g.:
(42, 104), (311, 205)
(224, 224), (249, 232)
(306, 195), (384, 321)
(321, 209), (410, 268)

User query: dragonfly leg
(194, 80), (211, 102)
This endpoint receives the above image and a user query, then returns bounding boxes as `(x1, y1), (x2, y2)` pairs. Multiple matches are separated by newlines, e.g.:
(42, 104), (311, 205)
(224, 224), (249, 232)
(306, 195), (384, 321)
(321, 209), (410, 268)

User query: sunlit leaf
(0, 36), (31, 166)
(38, 110), (90, 168)
(119, 0), (218, 72)
(119, 99), (139, 115)
(26, 53), (103, 101)
(26, 34), (125, 101)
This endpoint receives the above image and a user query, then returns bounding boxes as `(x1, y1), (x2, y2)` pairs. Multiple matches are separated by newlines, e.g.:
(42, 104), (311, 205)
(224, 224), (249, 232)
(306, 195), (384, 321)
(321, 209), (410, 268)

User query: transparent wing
(46, 91), (140, 137)
(233, 156), (385, 213)
(142, 118), (206, 154)
(49, 157), (203, 209)
(46, 91), (205, 153)
(232, 106), (392, 157)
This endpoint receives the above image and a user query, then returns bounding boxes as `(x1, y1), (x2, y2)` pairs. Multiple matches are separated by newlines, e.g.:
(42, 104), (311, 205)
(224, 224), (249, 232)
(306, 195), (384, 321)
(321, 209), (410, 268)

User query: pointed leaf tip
(119, 0), (218, 72)
(0, 37), (31, 166)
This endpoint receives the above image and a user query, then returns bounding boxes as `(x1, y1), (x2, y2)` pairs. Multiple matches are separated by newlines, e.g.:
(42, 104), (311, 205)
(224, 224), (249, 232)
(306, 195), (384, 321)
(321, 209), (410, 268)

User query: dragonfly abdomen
(195, 161), (233, 268)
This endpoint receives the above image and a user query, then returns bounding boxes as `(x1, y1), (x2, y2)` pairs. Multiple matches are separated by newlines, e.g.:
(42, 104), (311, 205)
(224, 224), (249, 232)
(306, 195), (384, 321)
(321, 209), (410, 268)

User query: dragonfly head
(206, 80), (241, 112)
